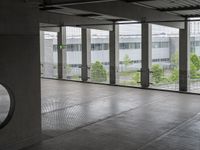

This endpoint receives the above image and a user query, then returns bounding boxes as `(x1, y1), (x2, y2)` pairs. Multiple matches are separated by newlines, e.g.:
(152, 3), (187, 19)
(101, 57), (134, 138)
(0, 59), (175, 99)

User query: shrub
(151, 64), (163, 84)
(191, 53), (200, 70)
(91, 61), (107, 82)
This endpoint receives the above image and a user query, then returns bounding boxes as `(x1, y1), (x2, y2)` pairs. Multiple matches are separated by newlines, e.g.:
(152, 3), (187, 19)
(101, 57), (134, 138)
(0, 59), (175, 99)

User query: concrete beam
(66, 1), (185, 29)
(82, 25), (113, 31)
(42, 0), (116, 5)
(40, 25), (60, 32)
(39, 11), (113, 30)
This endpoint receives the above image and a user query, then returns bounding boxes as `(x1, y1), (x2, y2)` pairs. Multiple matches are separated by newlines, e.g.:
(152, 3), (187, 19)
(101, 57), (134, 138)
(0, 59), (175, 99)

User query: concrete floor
(24, 79), (200, 150)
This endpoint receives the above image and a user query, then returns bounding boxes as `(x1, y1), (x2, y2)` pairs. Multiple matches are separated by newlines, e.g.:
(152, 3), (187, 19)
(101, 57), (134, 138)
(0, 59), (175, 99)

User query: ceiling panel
(137, 0), (200, 9)
(133, 0), (200, 17)
(172, 9), (200, 16)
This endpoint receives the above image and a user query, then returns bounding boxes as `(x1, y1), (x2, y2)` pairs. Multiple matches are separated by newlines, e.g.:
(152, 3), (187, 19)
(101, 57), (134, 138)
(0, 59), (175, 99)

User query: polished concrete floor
(24, 79), (200, 150)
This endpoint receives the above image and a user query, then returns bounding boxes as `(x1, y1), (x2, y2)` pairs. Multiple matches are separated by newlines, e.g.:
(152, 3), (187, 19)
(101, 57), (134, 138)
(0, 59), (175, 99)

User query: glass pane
(63, 27), (82, 81)
(0, 85), (10, 125)
(150, 24), (179, 91)
(117, 24), (141, 86)
(189, 20), (200, 93)
(89, 29), (110, 84)
(40, 31), (58, 78)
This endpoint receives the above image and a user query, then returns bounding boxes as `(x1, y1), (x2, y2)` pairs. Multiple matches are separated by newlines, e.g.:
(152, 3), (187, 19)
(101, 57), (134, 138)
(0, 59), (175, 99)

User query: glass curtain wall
(117, 24), (142, 86)
(40, 31), (58, 78)
(189, 21), (200, 93)
(89, 29), (110, 84)
(150, 25), (179, 90)
(63, 27), (82, 81)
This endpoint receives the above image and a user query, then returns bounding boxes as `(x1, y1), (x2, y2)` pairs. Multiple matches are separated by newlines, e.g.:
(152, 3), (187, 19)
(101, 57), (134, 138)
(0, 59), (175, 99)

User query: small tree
(190, 62), (198, 79)
(91, 61), (107, 82)
(151, 64), (163, 84)
(191, 53), (200, 70)
(66, 64), (72, 75)
(171, 51), (179, 66)
(132, 72), (141, 85)
(169, 68), (179, 82)
(123, 54), (133, 70)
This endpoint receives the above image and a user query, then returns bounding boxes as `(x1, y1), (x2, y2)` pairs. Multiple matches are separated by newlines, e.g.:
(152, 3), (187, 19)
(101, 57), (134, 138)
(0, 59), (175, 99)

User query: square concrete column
(0, 1), (41, 149)
(179, 21), (190, 91)
(81, 29), (91, 82)
(109, 24), (119, 85)
(141, 23), (152, 88)
(58, 27), (66, 79)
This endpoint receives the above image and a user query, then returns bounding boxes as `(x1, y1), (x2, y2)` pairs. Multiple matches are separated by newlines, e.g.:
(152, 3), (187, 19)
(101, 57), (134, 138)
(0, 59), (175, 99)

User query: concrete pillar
(109, 24), (119, 85)
(141, 23), (152, 88)
(81, 29), (91, 82)
(0, 1), (41, 149)
(179, 21), (189, 91)
(40, 31), (45, 77)
(58, 27), (66, 79)
(62, 27), (67, 79)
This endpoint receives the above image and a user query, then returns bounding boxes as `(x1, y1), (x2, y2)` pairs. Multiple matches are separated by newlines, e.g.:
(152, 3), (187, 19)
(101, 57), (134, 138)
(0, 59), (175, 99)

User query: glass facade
(40, 31), (58, 78)
(89, 29), (110, 84)
(150, 24), (179, 91)
(117, 24), (142, 86)
(189, 21), (200, 93)
(63, 27), (82, 81)
(39, 22), (200, 93)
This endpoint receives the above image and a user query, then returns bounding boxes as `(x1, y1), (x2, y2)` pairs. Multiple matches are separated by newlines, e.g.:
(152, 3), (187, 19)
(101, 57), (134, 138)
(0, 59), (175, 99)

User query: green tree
(91, 61), (107, 82)
(123, 54), (133, 69)
(190, 61), (198, 79)
(167, 51), (179, 83)
(66, 64), (72, 74)
(169, 68), (179, 82)
(132, 72), (140, 84)
(151, 64), (163, 84)
(171, 51), (179, 66)
(191, 53), (200, 70)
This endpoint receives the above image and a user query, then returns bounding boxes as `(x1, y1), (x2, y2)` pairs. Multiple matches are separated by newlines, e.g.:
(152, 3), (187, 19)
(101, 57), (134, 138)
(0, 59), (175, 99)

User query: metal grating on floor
(24, 79), (200, 150)
(41, 79), (171, 137)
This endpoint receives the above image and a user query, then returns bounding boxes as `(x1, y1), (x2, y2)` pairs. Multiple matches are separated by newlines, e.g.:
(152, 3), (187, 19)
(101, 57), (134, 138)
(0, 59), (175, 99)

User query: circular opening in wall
(0, 83), (15, 129)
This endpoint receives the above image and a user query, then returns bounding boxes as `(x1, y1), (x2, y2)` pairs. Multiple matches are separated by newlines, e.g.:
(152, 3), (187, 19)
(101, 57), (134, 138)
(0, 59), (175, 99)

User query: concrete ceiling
(128, 0), (200, 18)
(38, 0), (200, 29)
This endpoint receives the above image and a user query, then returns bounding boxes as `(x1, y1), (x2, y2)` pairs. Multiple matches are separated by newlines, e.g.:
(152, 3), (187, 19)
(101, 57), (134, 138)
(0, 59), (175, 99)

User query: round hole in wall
(0, 83), (15, 129)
